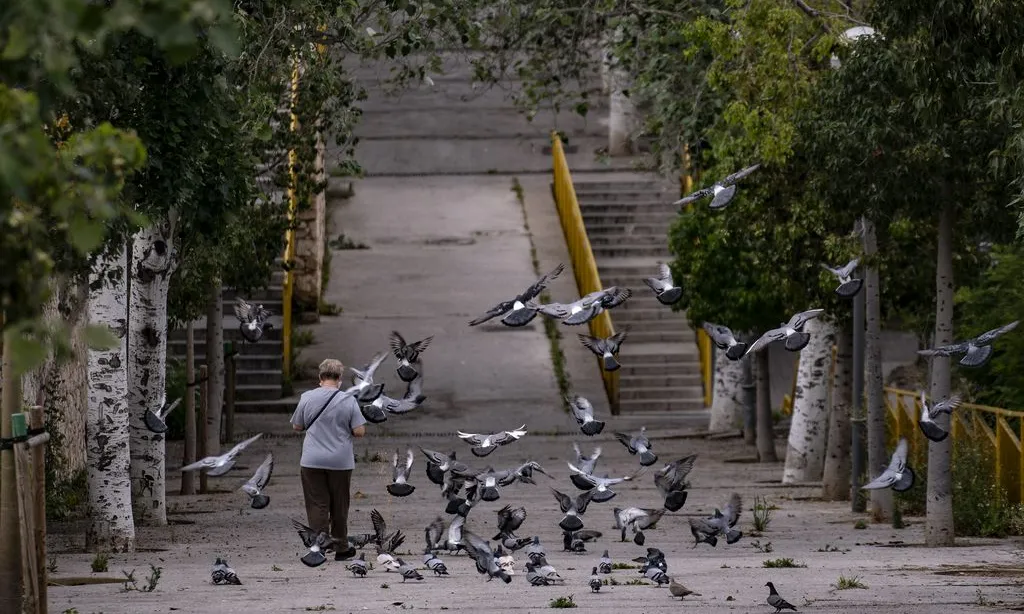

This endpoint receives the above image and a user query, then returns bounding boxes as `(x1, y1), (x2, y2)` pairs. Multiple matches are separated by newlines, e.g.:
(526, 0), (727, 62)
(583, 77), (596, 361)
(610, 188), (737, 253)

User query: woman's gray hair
(318, 358), (344, 382)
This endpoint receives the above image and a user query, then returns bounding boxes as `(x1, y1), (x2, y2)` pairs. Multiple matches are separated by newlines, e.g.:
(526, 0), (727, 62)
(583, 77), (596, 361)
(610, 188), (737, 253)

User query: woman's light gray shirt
(290, 387), (367, 470)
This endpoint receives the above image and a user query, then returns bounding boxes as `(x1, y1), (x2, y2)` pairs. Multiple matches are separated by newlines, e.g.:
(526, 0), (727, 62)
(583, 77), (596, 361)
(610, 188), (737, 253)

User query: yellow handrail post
(281, 53), (301, 387)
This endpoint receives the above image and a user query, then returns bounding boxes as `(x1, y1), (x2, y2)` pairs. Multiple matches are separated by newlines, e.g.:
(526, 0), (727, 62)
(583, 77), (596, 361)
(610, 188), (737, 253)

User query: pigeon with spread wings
(143, 394), (181, 434)
(567, 394), (605, 436)
(614, 426), (657, 466)
(234, 298), (273, 343)
(644, 263), (683, 305)
(468, 263), (565, 327)
(240, 452), (274, 509)
(821, 258), (863, 298)
(654, 453), (697, 511)
(529, 287), (632, 326)
(702, 322), (747, 361)
(388, 331), (433, 382)
(578, 328), (629, 372)
(387, 448), (416, 497)
(862, 437), (914, 492)
(181, 433), (263, 477)
(744, 309), (824, 356)
(673, 164), (760, 210)
(918, 320), (1018, 368)
(570, 443), (601, 490)
(918, 391), (963, 443)
(551, 488), (594, 532)
(566, 462), (641, 503)
(457, 425), (527, 458)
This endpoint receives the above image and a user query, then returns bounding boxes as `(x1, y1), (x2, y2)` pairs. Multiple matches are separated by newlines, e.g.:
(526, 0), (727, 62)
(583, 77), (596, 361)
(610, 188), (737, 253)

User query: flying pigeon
(389, 331), (434, 382)
(567, 462), (641, 503)
(552, 488), (594, 532)
(766, 582), (798, 612)
(917, 320), (1019, 368)
(365, 374), (427, 419)
(673, 163), (761, 210)
(234, 298), (273, 343)
(427, 513), (464, 552)
(590, 567), (603, 592)
(614, 426), (658, 466)
(689, 493), (743, 546)
(469, 263), (565, 327)
(420, 448), (467, 485)
(702, 322), (747, 361)
(567, 395), (605, 436)
(669, 577), (697, 599)
(578, 329), (629, 371)
(570, 443), (602, 490)
(346, 552), (368, 577)
(614, 507), (665, 545)
(462, 530), (513, 583)
(654, 453), (697, 511)
(240, 452), (273, 509)
(422, 549), (449, 576)
(563, 529), (601, 552)
(456, 425), (527, 457)
(917, 391), (963, 443)
(348, 351), (388, 403)
(744, 308), (825, 356)
(143, 395), (181, 434)
(395, 558), (424, 582)
(387, 448), (416, 497)
(530, 287), (632, 326)
(644, 263), (683, 305)
(211, 558), (242, 585)
(821, 258), (863, 298)
(862, 437), (914, 492)
(292, 519), (339, 567)
(180, 433), (263, 477)
(494, 505), (527, 540)
(370, 509), (406, 558)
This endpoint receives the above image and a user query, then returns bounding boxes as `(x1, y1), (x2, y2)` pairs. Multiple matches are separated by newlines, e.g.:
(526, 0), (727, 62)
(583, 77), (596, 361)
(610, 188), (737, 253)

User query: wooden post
(12, 412), (38, 614)
(197, 365), (209, 494)
(28, 406), (46, 614)
(180, 323), (196, 496)
(0, 323), (24, 612)
(224, 344), (236, 442)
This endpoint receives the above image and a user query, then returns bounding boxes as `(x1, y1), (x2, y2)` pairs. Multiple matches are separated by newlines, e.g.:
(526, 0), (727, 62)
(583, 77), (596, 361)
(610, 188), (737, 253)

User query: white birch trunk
(86, 246), (136, 552)
(205, 278), (225, 455)
(926, 203), (955, 545)
(128, 221), (177, 527)
(822, 325), (853, 500)
(783, 317), (837, 483)
(708, 349), (745, 432)
(862, 218), (892, 521)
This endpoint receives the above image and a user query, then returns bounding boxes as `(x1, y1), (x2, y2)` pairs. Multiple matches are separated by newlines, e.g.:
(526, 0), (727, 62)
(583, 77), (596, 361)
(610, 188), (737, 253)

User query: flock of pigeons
(169, 164), (1017, 611)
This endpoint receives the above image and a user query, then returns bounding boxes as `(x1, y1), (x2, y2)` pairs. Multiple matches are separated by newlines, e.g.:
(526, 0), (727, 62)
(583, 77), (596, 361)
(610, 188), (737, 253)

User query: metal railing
(281, 54), (302, 386)
(549, 132), (620, 414)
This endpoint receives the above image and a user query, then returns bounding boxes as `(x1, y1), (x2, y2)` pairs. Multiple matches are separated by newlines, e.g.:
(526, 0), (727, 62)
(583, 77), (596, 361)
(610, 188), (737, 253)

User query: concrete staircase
(167, 269), (295, 413)
(574, 179), (705, 412)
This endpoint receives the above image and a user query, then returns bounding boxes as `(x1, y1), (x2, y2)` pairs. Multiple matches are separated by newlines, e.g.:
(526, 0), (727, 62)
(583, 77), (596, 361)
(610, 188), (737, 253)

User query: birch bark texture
(127, 221), (178, 527)
(709, 348), (745, 432)
(861, 218), (892, 521)
(205, 277), (225, 455)
(783, 317), (837, 483)
(926, 203), (955, 546)
(822, 325), (853, 500)
(86, 246), (136, 552)
(755, 351), (777, 462)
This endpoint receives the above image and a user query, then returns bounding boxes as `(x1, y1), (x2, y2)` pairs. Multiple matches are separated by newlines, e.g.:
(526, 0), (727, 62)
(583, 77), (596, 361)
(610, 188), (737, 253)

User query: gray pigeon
(234, 298), (272, 343)
(526, 536), (546, 565)
(462, 530), (512, 583)
(673, 163), (760, 210)
(702, 322), (747, 361)
(567, 461), (641, 503)
(917, 391), (963, 443)
(590, 567), (603, 592)
(525, 562), (555, 586)
(654, 453), (697, 511)
(598, 549), (612, 574)
(422, 549), (448, 576)
(395, 558), (424, 582)
(367, 375), (427, 417)
(570, 443), (601, 490)
(387, 448), (416, 497)
(918, 320), (1018, 367)
(469, 263), (565, 327)
(744, 309), (824, 356)
(614, 427), (657, 466)
(143, 394), (181, 434)
(529, 287), (632, 326)
(578, 329), (629, 371)
(457, 425), (527, 457)
(567, 395), (605, 436)
(614, 507), (665, 545)
(346, 552), (368, 577)
(644, 566), (671, 585)
(644, 263), (683, 305)
(211, 557), (241, 585)
(292, 519), (339, 567)
(420, 448), (467, 485)
(766, 582), (797, 612)
(239, 452), (273, 509)
(180, 433), (263, 477)
(494, 505), (527, 539)
(388, 331), (433, 382)
(862, 437), (914, 492)
(820, 258), (863, 298)
(348, 351), (387, 404)
(689, 493), (743, 546)
(552, 488), (594, 532)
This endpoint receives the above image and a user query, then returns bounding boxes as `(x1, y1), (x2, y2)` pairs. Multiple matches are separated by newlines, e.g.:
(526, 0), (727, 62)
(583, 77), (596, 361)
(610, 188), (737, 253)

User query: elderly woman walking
(291, 358), (366, 560)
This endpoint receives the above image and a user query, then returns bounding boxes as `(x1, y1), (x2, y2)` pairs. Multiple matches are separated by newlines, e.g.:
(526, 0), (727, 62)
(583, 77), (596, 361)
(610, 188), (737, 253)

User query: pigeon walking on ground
(644, 263), (683, 305)
(744, 308), (825, 356)
(526, 536), (546, 565)
(530, 286), (632, 326)
(292, 519), (339, 568)
(637, 547), (667, 573)
(457, 425), (528, 457)
(240, 452), (273, 509)
(578, 329), (629, 371)
(143, 395), (181, 434)
(918, 391), (963, 443)
(614, 427), (658, 466)
(567, 462), (641, 503)
(599, 549), (612, 574)
(670, 578), (697, 599)
(644, 566), (671, 586)
(389, 331), (434, 382)
(396, 558), (424, 582)
(689, 493), (743, 546)
(468, 263), (564, 327)
(211, 558), (242, 585)
(423, 549), (449, 576)
(766, 582), (798, 612)
(180, 433), (263, 477)
(918, 320), (1019, 368)
(567, 395), (605, 436)
(862, 437), (914, 492)
(702, 322), (748, 361)
(570, 444), (602, 490)
(590, 567), (603, 592)
(654, 453), (697, 512)
(346, 552), (368, 577)
(552, 488), (594, 532)
(387, 448), (416, 497)
(821, 258), (863, 298)
(673, 163), (761, 210)
(234, 298), (272, 343)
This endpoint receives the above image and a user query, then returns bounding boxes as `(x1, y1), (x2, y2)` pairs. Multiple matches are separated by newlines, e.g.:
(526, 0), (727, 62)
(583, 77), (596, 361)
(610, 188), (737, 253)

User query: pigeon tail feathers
(664, 490), (688, 512)
(960, 344), (994, 367)
(602, 354), (620, 371)
(725, 529), (743, 544)
(558, 516), (584, 532)
(918, 420), (949, 443)
(249, 494), (270, 509)
(387, 483), (416, 497)
(835, 278), (863, 298)
(892, 466), (915, 492)
(784, 332), (811, 352)
(725, 343), (747, 361)
(639, 450), (658, 467)
(396, 364), (419, 382)
(580, 420), (605, 436)
(143, 410), (169, 434)
(502, 308), (538, 327)
(470, 446), (495, 458)
(655, 287), (683, 305)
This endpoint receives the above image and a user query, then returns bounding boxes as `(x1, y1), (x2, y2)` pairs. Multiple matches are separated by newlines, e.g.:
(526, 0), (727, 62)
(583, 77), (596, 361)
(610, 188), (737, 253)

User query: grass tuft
(762, 558), (806, 569)
(833, 575), (867, 590)
(549, 595), (577, 608)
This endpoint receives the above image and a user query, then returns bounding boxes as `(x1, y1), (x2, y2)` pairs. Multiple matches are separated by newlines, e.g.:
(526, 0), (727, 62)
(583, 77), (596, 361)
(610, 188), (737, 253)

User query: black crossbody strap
(305, 390), (343, 431)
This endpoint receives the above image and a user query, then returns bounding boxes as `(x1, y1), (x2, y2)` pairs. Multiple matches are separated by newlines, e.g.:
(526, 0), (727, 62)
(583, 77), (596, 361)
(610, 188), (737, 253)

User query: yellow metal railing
(281, 54), (302, 386)
(549, 132), (620, 414)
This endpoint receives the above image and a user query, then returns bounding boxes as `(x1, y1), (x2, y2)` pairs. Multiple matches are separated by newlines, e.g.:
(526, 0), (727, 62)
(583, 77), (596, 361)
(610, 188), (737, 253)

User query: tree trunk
(783, 317), (837, 483)
(742, 353), (756, 445)
(926, 203), (955, 546)
(606, 26), (637, 157)
(709, 348), (745, 432)
(822, 324), (854, 500)
(755, 350), (777, 462)
(862, 218), (892, 521)
(0, 319), (24, 611)
(85, 246), (136, 552)
(205, 277), (225, 451)
(127, 221), (177, 527)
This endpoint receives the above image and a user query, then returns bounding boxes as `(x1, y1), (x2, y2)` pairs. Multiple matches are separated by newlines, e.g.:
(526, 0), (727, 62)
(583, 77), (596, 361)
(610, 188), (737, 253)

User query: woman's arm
(351, 425), (366, 438)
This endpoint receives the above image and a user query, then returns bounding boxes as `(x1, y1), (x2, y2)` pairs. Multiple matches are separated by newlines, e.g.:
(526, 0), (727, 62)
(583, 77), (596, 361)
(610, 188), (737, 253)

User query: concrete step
(236, 384), (287, 402)
(618, 361), (700, 376)
(222, 286), (284, 302)
(619, 385), (704, 401)
(582, 210), (677, 222)
(592, 245), (670, 258)
(619, 330), (692, 344)
(167, 353), (284, 371)
(618, 343), (701, 361)
(620, 373), (703, 388)
(572, 182), (664, 192)
(588, 234), (666, 247)
(235, 370), (286, 386)
(236, 399), (301, 413)
(168, 339), (283, 357)
(572, 191), (672, 203)
(619, 397), (706, 412)
(601, 318), (686, 333)
(577, 202), (676, 214)
(169, 326), (284, 343)
(610, 309), (680, 323)
(584, 224), (671, 236)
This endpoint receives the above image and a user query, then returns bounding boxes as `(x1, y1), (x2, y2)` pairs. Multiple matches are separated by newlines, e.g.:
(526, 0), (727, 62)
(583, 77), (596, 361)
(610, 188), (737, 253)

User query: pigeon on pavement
(590, 566), (603, 592)
(669, 577), (697, 599)
(292, 519), (339, 568)
(389, 331), (434, 382)
(567, 462), (642, 503)
(744, 309), (825, 356)
(673, 164), (760, 210)
(346, 552), (368, 577)
(181, 433), (263, 477)
(654, 454), (697, 511)
(570, 443), (602, 490)
(862, 437), (914, 492)
(396, 558), (424, 582)
(387, 448), (416, 497)
(917, 391), (963, 443)
(240, 452), (273, 509)
(457, 425), (528, 457)
(469, 263), (565, 327)
(918, 320), (1019, 368)
(422, 549), (449, 576)
(211, 558), (242, 585)
(766, 582), (798, 612)
(644, 566), (671, 585)
(821, 258), (863, 298)
(689, 493), (743, 546)
(143, 394), (181, 434)
(644, 263), (683, 305)
(578, 329), (629, 371)
(614, 427), (658, 466)
(599, 549), (612, 574)
(462, 530), (513, 583)
(702, 322), (748, 361)
(234, 298), (272, 343)
(568, 395), (605, 436)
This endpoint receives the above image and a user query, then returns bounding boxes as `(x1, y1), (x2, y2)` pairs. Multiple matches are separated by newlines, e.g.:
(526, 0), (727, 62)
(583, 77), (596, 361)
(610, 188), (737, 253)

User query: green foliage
(46, 468), (87, 523)
(833, 575), (867, 590)
(762, 558), (805, 568)
(163, 358), (190, 441)
(91, 552), (109, 573)
(549, 595), (577, 608)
